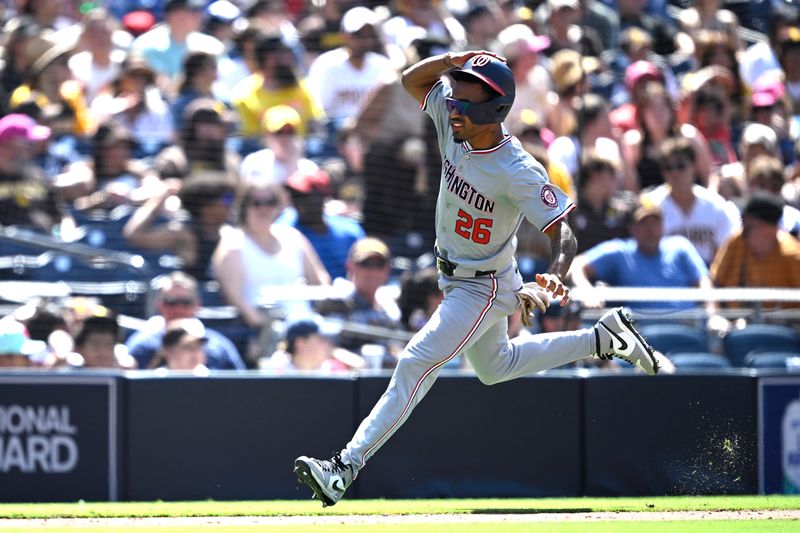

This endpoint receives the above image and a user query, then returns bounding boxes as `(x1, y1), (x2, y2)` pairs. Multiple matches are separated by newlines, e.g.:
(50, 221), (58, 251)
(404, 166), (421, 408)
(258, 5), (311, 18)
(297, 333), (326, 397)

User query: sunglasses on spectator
(219, 192), (235, 207)
(162, 296), (196, 306)
(445, 97), (472, 115)
(248, 196), (280, 207)
(272, 126), (297, 136)
(356, 257), (388, 269)
(661, 160), (690, 172)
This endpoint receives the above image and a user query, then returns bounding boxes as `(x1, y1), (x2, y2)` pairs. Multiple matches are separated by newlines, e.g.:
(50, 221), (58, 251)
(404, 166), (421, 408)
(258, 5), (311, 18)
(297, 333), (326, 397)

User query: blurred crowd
(0, 0), (799, 373)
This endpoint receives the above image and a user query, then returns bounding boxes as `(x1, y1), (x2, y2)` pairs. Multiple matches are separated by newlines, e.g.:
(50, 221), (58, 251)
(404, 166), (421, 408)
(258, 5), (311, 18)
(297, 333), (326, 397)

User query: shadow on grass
(471, 508), (594, 515)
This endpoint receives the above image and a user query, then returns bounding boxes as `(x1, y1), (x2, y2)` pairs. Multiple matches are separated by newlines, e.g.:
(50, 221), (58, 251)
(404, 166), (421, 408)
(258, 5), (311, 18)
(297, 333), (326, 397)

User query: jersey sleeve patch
(540, 185), (559, 208)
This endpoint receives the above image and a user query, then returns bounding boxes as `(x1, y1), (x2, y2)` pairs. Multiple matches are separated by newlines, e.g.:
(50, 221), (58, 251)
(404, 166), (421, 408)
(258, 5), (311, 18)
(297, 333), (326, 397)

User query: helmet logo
(472, 55), (491, 67)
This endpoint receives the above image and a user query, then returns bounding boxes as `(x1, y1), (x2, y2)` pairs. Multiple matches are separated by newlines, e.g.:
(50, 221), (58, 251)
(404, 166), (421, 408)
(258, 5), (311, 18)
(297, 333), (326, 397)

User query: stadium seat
(723, 325), (800, 367)
(638, 323), (709, 354)
(668, 352), (732, 370)
(744, 351), (800, 370)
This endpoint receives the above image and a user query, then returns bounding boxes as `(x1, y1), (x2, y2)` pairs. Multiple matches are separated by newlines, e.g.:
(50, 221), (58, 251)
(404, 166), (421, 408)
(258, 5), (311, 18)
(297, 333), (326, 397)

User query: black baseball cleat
(593, 307), (665, 375)
(294, 452), (356, 507)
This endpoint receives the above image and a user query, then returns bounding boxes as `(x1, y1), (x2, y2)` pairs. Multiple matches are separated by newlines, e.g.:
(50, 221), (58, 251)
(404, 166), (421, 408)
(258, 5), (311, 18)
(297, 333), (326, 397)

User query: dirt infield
(3, 510), (800, 527)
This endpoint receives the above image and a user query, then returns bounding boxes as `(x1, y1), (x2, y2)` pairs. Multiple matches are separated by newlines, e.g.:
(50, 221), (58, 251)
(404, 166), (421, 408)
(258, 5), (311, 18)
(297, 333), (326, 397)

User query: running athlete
(294, 50), (666, 507)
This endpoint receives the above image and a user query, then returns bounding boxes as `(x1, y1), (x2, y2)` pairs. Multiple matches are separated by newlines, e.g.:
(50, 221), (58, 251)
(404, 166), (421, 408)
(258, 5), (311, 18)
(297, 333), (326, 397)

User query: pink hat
(751, 76), (785, 108)
(624, 60), (661, 91)
(286, 168), (332, 195)
(0, 114), (51, 143)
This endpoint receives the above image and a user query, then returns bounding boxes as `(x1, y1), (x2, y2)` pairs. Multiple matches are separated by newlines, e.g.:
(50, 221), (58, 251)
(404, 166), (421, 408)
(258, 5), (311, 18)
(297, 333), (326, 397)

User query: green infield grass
(2, 523), (799, 533)
(0, 496), (798, 532)
(1, 495), (799, 518)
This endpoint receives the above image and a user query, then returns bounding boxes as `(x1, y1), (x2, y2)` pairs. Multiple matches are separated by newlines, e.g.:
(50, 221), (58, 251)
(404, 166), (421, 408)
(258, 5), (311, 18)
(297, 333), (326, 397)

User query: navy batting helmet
(449, 55), (515, 124)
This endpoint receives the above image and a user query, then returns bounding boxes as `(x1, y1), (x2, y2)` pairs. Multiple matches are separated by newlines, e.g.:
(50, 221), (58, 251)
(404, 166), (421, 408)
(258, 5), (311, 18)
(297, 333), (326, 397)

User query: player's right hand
(515, 283), (550, 328)
(450, 50), (507, 67)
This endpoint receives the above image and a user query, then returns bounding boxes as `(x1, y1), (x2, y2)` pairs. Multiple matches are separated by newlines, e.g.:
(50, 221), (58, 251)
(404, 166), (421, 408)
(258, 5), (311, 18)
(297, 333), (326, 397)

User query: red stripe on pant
(359, 275), (498, 467)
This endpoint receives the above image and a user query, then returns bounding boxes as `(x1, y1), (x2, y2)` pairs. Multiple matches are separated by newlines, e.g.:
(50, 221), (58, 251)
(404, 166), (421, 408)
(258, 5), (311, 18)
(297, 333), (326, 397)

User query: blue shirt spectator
(570, 203), (710, 310)
(126, 321), (245, 370)
(276, 207), (365, 281)
(278, 169), (366, 280)
(125, 271), (246, 369)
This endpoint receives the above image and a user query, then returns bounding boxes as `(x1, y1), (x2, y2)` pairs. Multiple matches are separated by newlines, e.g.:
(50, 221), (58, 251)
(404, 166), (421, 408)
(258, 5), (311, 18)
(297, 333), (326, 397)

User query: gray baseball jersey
(340, 76), (591, 472)
(423, 80), (575, 274)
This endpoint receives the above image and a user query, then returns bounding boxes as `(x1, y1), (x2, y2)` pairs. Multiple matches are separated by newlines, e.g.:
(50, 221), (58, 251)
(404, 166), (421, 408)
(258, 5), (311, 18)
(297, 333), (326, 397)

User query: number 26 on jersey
(455, 208), (493, 244)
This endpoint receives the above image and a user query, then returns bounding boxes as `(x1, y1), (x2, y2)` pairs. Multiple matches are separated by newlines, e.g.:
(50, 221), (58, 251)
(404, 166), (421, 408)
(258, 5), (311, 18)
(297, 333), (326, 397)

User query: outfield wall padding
(0, 370), (764, 501)
(583, 374), (758, 496)
(124, 375), (357, 500)
(353, 374), (582, 499)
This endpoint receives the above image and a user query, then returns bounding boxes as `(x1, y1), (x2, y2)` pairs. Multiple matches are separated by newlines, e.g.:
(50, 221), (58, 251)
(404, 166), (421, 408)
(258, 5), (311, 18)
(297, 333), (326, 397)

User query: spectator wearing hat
(621, 81), (713, 190)
(131, 0), (225, 86)
(318, 236), (403, 356)
(58, 119), (159, 211)
(569, 150), (632, 254)
(642, 136), (740, 265)
(90, 55), (175, 157)
(307, 6), (396, 130)
(204, 0), (242, 45)
(125, 271), (245, 369)
(263, 314), (353, 373)
(712, 122), (781, 202)
(68, 8), (127, 106)
(608, 57), (675, 137)
(0, 113), (63, 234)
(157, 97), (240, 183)
(542, 0), (603, 58)
(569, 198), (712, 310)
(73, 312), (137, 369)
(212, 181), (330, 328)
(123, 175), (238, 283)
(239, 105), (320, 185)
(0, 316), (47, 368)
(231, 33), (323, 141)
(122, 10), (157, 38)
(546, 49), (600, 137)
(495, 23), (551, 138)
(151, 318), (209, 372)
(276, 168), (365, 281)
(10, 33), (91, 137)
(711, 191), (800, 308)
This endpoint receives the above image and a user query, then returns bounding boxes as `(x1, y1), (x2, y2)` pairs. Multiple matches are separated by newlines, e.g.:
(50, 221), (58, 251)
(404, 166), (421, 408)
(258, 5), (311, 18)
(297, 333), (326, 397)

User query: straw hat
(550, 49), (599, 94)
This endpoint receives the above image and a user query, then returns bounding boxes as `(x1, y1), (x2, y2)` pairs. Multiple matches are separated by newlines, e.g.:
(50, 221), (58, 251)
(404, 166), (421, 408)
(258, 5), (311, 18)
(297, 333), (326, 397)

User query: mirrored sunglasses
(445, 97), (472, 115)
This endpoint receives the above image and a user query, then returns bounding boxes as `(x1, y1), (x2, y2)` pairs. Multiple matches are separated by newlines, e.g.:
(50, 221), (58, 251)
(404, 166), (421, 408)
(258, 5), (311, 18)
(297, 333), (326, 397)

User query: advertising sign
(0, 375), (119, 502)
(759, 377), (800, 494)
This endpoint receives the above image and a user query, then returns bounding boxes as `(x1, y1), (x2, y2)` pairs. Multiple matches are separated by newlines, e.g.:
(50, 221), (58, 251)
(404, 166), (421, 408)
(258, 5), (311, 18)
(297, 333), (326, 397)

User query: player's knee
(474, 368), (504, 386)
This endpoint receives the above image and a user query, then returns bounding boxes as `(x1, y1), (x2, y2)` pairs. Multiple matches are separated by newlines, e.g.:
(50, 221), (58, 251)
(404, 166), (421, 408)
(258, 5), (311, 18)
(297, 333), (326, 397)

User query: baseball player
(294, 50), (666, 507)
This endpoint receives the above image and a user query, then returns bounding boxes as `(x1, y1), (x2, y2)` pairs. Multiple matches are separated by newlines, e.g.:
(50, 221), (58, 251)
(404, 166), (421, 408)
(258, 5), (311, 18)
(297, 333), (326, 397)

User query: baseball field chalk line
(3, 510), (800, 527)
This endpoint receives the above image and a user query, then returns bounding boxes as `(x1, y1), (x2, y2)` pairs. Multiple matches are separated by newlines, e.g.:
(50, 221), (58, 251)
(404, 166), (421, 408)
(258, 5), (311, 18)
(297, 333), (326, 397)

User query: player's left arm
(537, 219), (577, 305)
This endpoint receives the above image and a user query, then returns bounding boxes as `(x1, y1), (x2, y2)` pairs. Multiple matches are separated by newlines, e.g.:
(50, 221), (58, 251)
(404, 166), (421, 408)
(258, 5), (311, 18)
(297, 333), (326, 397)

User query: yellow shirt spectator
(231, 74), (323, 138)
